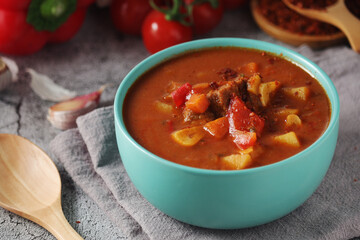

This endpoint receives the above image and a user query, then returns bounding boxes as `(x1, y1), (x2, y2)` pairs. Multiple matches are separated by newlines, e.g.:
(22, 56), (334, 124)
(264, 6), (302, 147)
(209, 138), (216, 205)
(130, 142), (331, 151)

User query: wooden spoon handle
(33, 201), (83, 240)
(327, 1), (360, 52)
(43, 213), (83, 240)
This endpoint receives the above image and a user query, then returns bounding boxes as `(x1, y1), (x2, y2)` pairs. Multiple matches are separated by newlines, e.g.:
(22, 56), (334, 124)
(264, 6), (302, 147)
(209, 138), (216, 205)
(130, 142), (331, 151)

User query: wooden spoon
(282, 0), (360, 52)
(0, 134), (83, 240)
(250, 0), (346, 48)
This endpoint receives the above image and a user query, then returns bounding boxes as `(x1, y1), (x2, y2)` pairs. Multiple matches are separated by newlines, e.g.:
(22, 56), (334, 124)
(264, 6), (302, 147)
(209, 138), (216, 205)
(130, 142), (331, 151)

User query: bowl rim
(114, 37), (340, 176)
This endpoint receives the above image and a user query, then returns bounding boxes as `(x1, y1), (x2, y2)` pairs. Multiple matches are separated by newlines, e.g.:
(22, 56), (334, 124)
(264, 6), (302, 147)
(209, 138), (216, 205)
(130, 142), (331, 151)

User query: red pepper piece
(171, 83), (192, 107)
(227, 96), (264, 150)
(231, 130), (257, 150)
(227, 95), (264, 135)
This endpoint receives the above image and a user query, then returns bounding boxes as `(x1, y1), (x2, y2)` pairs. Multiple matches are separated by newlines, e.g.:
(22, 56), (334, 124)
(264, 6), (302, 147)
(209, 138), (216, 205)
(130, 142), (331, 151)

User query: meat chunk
(247, 93), (263, 113)
(217, 68), (238, 80)
(206, 77), (247, 117)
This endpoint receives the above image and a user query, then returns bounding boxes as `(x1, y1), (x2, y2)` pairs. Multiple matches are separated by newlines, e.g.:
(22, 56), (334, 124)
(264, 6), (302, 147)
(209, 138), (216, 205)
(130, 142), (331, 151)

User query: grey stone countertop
(0, 5), (359, 240)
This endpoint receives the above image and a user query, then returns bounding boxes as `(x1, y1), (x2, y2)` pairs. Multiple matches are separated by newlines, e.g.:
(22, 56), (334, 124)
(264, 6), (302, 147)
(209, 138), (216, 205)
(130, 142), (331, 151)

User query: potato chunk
(247, 73), (261, 95)
(259, 81), (281, 106)
(244, 62), (259, 74)
(273, 131), (300, 147)
(154, 101), (173, 114)
(286, 114), (302, 127)
(171, 126), (205, 147)
(273, 108), (299, 117)
(283, 87), (310, 101)
(221, 154), (252, 170)
(239, 145), (264, 158)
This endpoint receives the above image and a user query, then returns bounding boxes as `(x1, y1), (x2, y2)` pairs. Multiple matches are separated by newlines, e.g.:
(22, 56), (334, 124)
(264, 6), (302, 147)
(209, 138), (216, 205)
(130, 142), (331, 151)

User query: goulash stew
(124, 47), (330, 170)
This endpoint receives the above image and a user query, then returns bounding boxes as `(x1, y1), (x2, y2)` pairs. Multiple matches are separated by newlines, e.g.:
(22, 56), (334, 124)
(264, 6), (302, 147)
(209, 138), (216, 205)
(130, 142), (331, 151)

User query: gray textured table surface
(0, 5), (358, 240)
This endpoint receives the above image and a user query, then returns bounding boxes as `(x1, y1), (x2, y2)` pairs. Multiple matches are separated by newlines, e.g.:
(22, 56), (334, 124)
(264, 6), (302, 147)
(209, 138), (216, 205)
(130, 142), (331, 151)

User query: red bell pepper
(227, 95), (264, 150)
(0, 0), (94, 55)
(171, 82), (192, 107)
(230, 130), (257, 150)
(227, 95), (264, 134)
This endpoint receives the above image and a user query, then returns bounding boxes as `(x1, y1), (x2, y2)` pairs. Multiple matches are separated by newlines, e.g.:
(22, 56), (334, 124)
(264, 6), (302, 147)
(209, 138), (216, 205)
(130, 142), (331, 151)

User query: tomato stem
(150, 0), (191, 26)
(168, 0), (181, 20)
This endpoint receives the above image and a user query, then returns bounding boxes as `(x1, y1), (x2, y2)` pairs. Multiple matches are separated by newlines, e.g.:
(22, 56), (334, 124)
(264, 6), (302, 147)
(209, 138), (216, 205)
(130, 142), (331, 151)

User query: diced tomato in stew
(230, 130), (257, 150)
(227, 96), (264, 135)
(171, 83), (192, 107)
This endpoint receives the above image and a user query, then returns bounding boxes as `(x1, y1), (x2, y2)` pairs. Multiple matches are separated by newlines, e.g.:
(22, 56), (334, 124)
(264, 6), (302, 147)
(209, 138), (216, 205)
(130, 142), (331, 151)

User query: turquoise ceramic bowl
(114, 38), (339, 229)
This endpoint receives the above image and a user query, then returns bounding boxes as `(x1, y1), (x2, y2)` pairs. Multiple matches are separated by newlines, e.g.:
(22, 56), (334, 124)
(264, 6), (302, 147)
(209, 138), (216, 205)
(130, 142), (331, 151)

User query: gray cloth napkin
(50, 45), (360, 240)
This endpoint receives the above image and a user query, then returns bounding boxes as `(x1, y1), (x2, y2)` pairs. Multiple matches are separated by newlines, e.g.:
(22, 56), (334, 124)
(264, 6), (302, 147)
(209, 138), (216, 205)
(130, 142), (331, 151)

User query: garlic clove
(50, 85), (106, 111)
(27, 68), (77, 102)
(47, 85), (107, 130)
(48, 101), (98, 130)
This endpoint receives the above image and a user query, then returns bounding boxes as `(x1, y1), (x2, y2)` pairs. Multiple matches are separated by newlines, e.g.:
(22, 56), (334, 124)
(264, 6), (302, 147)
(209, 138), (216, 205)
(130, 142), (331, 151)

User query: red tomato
(222, 0), (249, 9)
(171, 83), (192, 107)
(185, 0), (224, 35)
(227, 96), (264, 134)
(231, 130), (257, 150)
(110, 0), (152, 35)
(142, 10), (193, 54)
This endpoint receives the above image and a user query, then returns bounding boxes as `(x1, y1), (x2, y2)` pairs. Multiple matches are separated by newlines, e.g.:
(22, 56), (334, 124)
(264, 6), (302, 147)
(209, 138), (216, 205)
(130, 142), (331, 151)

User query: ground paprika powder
(258, 0), (340, 36)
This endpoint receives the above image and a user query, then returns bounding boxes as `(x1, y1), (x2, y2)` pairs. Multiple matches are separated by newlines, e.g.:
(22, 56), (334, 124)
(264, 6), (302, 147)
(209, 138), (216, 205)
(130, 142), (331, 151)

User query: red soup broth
(123, 47), (330, 170)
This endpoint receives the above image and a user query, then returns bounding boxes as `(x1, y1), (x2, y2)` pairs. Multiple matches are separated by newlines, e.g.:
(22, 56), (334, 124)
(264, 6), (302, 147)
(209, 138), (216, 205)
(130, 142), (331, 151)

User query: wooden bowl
(250, 0), (346, 48)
